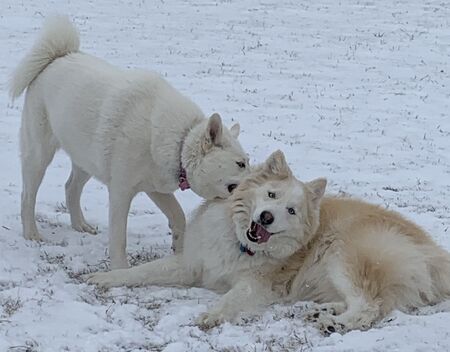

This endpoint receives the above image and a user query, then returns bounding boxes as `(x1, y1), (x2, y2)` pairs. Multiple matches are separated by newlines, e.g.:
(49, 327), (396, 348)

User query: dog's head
(183, 113), (250, 199)
(231, 150), (326, 259)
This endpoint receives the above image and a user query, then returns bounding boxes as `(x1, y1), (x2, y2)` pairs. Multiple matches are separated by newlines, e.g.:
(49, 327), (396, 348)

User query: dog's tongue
(256, 224), (271, 244)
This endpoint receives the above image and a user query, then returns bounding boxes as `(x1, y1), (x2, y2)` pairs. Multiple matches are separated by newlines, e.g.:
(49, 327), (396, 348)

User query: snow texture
(1, 0), (450, 351)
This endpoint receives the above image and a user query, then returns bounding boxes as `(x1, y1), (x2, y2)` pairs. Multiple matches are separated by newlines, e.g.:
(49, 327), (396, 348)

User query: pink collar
(178, 166), (190, 191)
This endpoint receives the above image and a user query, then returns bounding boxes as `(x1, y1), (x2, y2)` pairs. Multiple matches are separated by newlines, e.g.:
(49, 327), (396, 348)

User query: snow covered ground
(1, 0), (450, 350)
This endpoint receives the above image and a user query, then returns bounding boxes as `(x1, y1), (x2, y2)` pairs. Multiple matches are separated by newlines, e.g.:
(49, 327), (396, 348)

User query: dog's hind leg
(86, 255), (190, 288)
(304, 301), (347, 321)
(147, 191), (186, 253)
(427, 246), (450, 303)
(65, 163), (96, 234)
(312, 254), (381, 335)
(20, 99), (57, 241)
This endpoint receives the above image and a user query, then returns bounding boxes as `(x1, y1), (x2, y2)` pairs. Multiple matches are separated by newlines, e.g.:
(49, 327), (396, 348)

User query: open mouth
(246, 221), (272, 244)
(227, 184), (238, 193)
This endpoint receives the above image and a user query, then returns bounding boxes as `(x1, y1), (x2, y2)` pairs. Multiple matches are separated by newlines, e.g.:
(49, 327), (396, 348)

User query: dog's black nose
(227, 184), (237, 193)
(260, 211), (274, 225)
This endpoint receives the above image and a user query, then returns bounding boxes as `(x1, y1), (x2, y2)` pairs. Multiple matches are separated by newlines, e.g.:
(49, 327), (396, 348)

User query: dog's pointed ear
(203, 113), (223, 149)
(230, 123), (240, 139)
(306, 178), (327, 207)
(264, 150), (291, 177)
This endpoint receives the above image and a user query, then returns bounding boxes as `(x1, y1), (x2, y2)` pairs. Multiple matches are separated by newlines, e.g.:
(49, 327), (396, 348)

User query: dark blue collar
(240, 243), (255, 256)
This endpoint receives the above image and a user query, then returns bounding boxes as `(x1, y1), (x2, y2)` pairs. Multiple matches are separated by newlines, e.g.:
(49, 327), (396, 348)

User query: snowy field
(1, 0), (450, 351)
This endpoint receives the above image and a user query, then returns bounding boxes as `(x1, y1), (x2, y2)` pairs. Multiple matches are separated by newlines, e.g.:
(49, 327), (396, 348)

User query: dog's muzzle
(246, 221), (272, 244)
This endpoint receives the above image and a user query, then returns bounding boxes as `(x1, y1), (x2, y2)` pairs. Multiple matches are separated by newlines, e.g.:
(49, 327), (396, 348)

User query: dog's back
(10, 16), (191, 182)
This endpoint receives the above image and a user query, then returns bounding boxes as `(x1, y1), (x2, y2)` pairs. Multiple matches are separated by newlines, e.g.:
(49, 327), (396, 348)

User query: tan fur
(233, 153), (450, 333)
(272, 196), (450, 334)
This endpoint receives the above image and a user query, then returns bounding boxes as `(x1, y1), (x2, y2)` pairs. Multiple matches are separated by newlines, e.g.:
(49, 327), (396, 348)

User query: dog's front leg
(196, 276), (276, 330)
(86, 254), (191, 288)
(146, 191), (186, 253)
(108, 185), (136, 269)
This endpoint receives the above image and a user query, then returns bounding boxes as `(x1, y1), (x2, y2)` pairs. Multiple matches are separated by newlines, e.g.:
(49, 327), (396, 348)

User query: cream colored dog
(87, 150), (450, 334)
(10, 16), (249, 269)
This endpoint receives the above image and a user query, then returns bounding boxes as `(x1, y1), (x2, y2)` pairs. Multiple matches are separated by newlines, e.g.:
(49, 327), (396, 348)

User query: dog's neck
(178, 131), (191, 191)
(178, 165), (190, 191)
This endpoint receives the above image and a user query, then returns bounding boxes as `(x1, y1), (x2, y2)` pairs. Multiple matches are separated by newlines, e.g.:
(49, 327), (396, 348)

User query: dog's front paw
(312, 313), (347, 336)
(110, 258), (130, 270)
(84, 272), (124, 288)
(195, 310), (226, 330)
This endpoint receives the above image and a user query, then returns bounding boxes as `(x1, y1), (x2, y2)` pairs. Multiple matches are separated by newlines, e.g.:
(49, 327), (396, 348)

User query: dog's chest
(201, 240), (269, 291)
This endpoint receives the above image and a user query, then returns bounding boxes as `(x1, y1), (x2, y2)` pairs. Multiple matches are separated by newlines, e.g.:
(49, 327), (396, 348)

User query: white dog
(87, 150), (450, 334)
(10, 16), (249, 269)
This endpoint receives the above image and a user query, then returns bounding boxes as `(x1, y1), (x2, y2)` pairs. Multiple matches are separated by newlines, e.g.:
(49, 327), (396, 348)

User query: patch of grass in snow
(128, 246), (164, 266)
(101, 341), (167, 352)
(6, 339), (39, 352)
(1, 296), (23, 318)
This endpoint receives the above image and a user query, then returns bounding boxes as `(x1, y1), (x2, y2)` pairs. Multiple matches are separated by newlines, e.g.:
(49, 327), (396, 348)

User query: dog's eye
(288, 208), (296, 215)
(236, 161), (246, 169)
(268, 191), (276, 199)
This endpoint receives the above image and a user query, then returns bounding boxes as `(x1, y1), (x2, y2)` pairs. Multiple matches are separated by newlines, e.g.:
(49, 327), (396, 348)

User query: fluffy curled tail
(9, 16), (79, 99)
(429, 246), (450, 301)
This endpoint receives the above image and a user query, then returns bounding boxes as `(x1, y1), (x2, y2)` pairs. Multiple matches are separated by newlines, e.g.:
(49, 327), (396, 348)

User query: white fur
(86, 150), (450, 333)
(11, 16), (249, 269)
(86, 198), (281, 328)
(85, 151), (319, 328)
